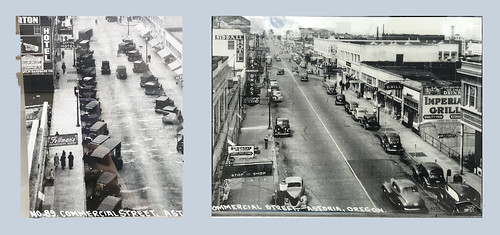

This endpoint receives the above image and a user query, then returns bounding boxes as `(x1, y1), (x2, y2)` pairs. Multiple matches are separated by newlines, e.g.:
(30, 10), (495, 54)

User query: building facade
(213, 29), (247, 71)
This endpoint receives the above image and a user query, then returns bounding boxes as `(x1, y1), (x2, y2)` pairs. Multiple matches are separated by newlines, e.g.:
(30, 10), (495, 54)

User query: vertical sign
(19, 16), (53, 75)
(236, 37), (244, 62)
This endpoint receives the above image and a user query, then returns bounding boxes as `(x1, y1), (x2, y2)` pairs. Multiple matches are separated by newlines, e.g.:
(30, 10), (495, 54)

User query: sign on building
(18, 16), (53, 75)
(48, 133), (78, 147)
(228, 146), (254, 159)
(422, 86), (461, 122)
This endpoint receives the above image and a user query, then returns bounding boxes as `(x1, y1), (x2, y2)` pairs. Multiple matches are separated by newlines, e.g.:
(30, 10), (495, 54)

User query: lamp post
(267, 68), (271, 129)
(127, 17), (130, 36)
(75, 89), (80, 127)
(377, 104), (381, 125)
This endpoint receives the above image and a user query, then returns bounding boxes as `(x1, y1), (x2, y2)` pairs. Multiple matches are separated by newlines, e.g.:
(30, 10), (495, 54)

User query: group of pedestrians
(53, 150), (75, 170)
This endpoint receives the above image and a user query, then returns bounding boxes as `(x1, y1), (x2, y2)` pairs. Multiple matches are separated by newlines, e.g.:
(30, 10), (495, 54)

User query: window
(464, 83), (478, 108)
(33, 25), (41, 35)
(228, 41), (235, 50)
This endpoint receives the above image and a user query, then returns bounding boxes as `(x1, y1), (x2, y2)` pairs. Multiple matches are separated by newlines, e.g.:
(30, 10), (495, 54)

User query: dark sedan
(381, 132), (404, 153)
(437, 182), (481, 216)
(412, 162), (446, 188)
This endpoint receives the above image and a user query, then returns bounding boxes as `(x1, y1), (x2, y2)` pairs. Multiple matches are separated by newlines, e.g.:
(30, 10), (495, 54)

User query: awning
(140, 28), (151, 37)
(168, 60), (182, 71)
(135, 23), (145, 32)
(158, 48), (173, 59)
(172, 66), (182, 76)
(148, 38), (160, 48)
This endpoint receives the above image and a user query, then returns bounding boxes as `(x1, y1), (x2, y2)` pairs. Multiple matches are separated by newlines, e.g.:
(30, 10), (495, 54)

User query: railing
(420, 130), (460, 161)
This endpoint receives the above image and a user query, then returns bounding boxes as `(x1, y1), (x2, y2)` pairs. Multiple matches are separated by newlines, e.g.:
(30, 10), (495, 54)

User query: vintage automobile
(155, 96), (175, 109)
(132, 60), (149, 73)
(144, 81), (164, 96)
(335, 94), (346, 105)
(271, 90), (283, 102)
(161, 113), (182, 125)
(116, 65), (127, 79)
(292, 66), (299, 73)
(272, 177), (307, 211)
(360, 113), (380, 130)
(324, 81), (337, 95)
(306, 68), (314, 74)
(82, 121), (109, 141)
(381, 132), (405, 153)
(140, 72), (158, 87)
(78, 76), (97, 87)
(277, 68), (285, 75)
(101, 61), (110, 75)
(437, 181), (481, 216)
(118, 39), (136, 54)
(275, 56), (281, 61)
(351, 108), (367, 122)
(345, 101), (358, 114)
(79, 66), (96, 78)
(127, 50), (142, 62)
(274, 117), (291, 137)
(300, 73), (309, 82)
(412, 162), (446, 188)
(105, 16), (118, 22)
(382, 178), (426, 211)
(155, 104), (178, 115)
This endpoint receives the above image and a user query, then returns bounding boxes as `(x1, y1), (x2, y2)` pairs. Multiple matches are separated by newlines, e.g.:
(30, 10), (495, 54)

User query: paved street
(70, 16), (182, 212)
(217, 35), (481, 217)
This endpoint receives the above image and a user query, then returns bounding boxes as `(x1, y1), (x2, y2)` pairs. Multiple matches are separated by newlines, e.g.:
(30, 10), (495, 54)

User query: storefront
(402, 96), (419, 129)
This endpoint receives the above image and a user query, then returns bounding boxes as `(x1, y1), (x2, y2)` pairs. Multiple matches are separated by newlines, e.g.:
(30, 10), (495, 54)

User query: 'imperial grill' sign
(48, 133), (78, 147)
(422, 86), (461, 122)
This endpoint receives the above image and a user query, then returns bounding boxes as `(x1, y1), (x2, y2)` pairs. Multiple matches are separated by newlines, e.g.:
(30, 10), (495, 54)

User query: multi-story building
(211, 56), (243, 205)
(458, 61), (482, 175)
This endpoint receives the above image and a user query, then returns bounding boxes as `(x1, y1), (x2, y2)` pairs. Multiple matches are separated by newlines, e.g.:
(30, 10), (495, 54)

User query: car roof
(384, 132), (400, 138)
(277, 117), (288, 121)
(447, 183), (480, 198)
(420, 162), (443, 170)
(392, 178), (416, 188)
(285, 176), (302, 183)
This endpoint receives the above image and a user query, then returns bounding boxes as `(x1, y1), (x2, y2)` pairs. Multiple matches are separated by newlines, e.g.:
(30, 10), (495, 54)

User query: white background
(1, 0), (496, 234)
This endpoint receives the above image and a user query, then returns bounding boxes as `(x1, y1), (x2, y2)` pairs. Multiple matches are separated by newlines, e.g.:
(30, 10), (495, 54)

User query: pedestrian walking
(68, 152), (74, 169)
(53, 153), (59, 169)
(61, 150), (67, 169)
(61, 62), (66, 74)
(46, 169), (55, 183)
(147, 54), (151, 63)
(61, 50), (65, 59)
(70, 18), (73, 25)
(95, 19), (98, 25)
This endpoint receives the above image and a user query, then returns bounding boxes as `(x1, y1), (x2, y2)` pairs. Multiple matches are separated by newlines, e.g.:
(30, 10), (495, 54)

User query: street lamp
(267, 68), (271, 129)
(75, 89), (80, 127)
(377, 104), (381, 125)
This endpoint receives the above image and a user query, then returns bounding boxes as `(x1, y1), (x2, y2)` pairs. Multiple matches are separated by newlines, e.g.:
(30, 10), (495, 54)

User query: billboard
(228, 146), (255, 159)
(421, 86), (461, 122)
(18, 16), (53, 75)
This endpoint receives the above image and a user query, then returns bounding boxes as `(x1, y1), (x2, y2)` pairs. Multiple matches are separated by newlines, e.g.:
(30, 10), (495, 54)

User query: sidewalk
(341, 88), (482, 193)
(223, 87), (278, 206)
(45, 49), (86, 213)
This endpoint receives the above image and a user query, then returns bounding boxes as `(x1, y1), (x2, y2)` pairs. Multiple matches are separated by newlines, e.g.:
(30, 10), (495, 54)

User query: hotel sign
(18, 16), (53, 75)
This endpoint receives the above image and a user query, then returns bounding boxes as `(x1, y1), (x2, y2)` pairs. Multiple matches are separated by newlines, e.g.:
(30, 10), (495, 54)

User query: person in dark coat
(62, 62), (66, 74)
(68, 152), (74, 169)
(60, 150), (67, 169)
(61, 50), (65, 59)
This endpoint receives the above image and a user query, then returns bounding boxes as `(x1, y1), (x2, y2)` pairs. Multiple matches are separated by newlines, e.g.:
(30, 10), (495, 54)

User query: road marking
(281, 59), (377, 208)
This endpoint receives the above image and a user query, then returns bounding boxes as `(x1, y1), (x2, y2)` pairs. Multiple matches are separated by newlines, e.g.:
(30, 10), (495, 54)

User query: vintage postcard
(19, 16), (183, 218)
(211, 16), (482, 217)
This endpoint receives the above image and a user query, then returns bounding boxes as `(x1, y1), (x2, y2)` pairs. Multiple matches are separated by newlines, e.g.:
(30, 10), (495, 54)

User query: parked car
(360, 113), (380, 130)
(275, 56), (281, 61)
(381, 132), (404, 153)
(116, 65), (127, 79)
(351, 108), (367, 122)
(271, 90), (283, 102)
(273, 177), (307, 211)
(437, 181), (481, 216)
(274, 117), (291, 137)
(101, 61), (110, 75)
(412, 162), (446, 188)
(382, 178), (426, 211)
(335, 94), (346, 105)
(127, 50), (142, 62)
(300, 73), (308, 82)
(277, 69), (285, 75)
(105, 16), (118, 22)
(306, 68), (313, 74)
(344, 101), (358, 114)
(132, 60), (149, 73)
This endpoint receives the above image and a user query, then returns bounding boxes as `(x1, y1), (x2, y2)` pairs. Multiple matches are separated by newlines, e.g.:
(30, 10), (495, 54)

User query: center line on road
(281, 59), (377, 208)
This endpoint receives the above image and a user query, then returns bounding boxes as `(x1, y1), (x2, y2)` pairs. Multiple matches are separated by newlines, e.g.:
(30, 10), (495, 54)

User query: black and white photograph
(19, 16), (183, 218)
(211, 16), (482, 217)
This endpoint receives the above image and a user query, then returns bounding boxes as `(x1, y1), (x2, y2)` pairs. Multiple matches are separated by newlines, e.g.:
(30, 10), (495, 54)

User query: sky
(245, 16), (482, 40)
